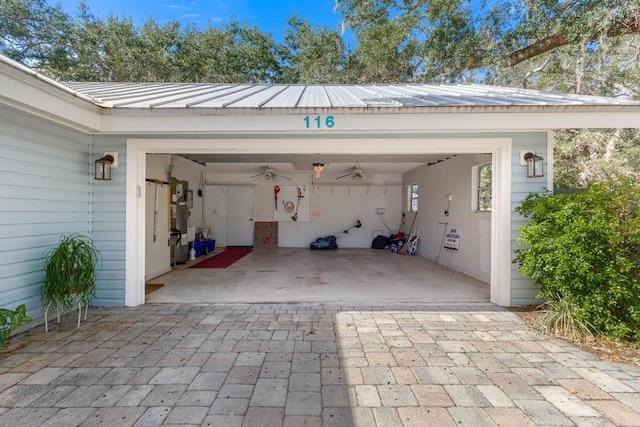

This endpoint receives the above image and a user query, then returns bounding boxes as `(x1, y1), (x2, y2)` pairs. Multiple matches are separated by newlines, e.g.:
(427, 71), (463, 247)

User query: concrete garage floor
(147, 249), (489, 304)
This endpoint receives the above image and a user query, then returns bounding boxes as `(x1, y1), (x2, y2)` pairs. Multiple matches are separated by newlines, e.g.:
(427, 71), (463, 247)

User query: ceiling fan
(336, 165), (365, 181)
(250, 164), (291, 181)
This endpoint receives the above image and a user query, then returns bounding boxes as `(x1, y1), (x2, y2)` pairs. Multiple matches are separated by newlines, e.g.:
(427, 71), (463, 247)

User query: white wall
(403, 154), (492, 283)
(204, 172), (402, 248)
(145, 155), (171, 280)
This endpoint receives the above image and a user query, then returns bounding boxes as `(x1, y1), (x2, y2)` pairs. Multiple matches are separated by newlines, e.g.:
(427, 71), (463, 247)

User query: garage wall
(0, 105), (91, 319)
(145, 155), (171, 280)
(403, 154), (492, 283)
(204, 172), (402, 248)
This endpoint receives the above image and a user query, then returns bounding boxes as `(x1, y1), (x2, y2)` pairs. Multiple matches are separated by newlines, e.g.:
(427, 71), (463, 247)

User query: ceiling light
(313, 163), (324, 178)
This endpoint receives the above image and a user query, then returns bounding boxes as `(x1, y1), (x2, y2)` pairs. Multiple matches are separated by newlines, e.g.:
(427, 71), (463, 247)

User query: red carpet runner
(189, 247), (252, 268)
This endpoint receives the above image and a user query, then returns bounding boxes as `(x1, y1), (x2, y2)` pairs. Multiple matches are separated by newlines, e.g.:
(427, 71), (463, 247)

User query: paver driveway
(1, 303), (640, 426)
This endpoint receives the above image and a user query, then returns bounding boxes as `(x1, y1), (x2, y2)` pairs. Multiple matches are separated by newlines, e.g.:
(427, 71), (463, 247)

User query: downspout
(89, 133), (94, 236)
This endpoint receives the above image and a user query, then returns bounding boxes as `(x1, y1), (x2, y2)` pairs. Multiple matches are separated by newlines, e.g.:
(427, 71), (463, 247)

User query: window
(408, 183), (419, 212)
(473, 163), (492, 212)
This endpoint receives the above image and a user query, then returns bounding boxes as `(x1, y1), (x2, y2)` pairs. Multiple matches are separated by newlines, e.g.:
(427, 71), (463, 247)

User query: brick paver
(1, 302), (640, 426)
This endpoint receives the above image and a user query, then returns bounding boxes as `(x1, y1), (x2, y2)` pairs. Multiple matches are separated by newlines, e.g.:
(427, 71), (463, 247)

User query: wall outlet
(377, 208), (386, 214)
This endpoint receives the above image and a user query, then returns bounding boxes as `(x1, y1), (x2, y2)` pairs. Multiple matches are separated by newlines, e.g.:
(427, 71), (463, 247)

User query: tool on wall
(435, 221), (449, 265)
(292, 186), (303, 221)
(274, 185), (280, 211)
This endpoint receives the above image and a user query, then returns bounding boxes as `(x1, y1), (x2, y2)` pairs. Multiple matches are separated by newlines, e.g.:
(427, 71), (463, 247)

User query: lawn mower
(310, 220), (362, 250)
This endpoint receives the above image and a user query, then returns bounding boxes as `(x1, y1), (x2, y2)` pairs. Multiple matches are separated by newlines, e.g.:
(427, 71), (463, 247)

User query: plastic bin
(193, 241), (203, 257)
(207, 240), (215, 253)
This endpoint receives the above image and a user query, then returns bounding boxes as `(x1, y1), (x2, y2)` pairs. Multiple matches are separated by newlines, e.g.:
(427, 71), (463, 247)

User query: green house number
(303, 115), (335, 129)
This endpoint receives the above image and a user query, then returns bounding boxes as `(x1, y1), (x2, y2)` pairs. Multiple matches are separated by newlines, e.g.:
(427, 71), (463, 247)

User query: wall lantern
(94, 152), (118, 181)
(523, 152), (544, 178)
(313, 163), (325, 178)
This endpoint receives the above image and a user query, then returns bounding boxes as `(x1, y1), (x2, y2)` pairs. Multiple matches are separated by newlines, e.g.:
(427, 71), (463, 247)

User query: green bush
(0, 304), (32, 347)
(515, 179), (640, 342)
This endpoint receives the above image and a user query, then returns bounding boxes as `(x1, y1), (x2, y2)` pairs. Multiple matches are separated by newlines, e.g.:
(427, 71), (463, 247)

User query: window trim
(408, 183), (419, 212)
(472, 162), (492, 212)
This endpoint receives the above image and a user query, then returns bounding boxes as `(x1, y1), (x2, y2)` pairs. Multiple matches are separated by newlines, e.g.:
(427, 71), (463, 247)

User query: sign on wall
(444, 228), (461, 251)
(274, 185), (310, 222)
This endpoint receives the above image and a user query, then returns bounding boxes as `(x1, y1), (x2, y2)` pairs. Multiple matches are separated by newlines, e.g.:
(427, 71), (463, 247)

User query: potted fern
(42, 234), (101, 330)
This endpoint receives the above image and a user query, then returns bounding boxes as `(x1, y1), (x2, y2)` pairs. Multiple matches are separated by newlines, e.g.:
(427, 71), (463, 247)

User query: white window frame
(472, 162), (492, 212)
(407, 183), (419, 212)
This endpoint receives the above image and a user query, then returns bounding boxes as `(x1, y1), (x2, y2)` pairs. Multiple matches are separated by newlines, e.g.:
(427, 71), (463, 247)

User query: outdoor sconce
(524, 152), (544, 178)
(313, 163), (324, 178)
(94, 152), (118, 181)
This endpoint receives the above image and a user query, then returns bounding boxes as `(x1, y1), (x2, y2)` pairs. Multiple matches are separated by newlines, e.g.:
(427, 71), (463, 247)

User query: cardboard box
(254, 222), (278, 248)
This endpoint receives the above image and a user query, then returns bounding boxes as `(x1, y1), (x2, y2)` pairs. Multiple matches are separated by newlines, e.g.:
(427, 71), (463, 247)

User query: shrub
(515, 179), (640, 342)
(0, 304), (32, 347)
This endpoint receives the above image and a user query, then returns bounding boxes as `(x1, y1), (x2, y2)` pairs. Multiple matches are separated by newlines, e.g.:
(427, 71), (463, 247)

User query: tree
(0, 0), (73, 71)
(175, 20), (282, 83)
(335, 0), (640, 82)
(282, 16), (355, 84)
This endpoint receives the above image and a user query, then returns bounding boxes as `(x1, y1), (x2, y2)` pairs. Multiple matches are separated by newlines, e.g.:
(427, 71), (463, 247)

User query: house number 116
(303, 115), (335, 129)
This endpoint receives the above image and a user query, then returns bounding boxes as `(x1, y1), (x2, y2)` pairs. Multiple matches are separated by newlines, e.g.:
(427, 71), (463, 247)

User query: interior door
(226, 187), (254, 246)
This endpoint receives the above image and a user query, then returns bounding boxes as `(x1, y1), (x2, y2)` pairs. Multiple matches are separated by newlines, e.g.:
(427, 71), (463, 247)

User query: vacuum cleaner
(310, 220), (362, 250)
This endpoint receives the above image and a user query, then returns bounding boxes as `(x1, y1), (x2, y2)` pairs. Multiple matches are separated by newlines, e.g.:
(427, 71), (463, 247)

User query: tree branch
(507, 18), (640, 67)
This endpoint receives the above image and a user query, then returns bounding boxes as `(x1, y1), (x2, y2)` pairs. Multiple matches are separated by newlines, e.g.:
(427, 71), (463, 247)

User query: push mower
(310, 220), (362, 250)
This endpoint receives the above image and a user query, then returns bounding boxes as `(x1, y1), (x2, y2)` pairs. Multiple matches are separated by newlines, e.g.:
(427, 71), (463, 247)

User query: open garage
(4, 53), (640, 319)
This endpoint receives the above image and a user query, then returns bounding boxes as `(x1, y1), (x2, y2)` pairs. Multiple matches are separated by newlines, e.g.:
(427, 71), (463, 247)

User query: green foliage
(515, 179), (640, 341)
(533, 298), (596, 342)
(282, 16), (355, 84)
(43, 234), (101, 311)
(554, 129), (640, 189)
(0, 0), (73, 67)
(0, 304), (32, 346)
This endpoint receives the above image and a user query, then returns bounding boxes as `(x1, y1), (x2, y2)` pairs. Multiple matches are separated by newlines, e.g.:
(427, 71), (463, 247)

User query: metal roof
(64, 82), (640, 110)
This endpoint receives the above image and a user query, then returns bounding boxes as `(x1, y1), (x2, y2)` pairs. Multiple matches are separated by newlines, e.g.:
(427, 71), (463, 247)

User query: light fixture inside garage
(313, 163), (325, 178)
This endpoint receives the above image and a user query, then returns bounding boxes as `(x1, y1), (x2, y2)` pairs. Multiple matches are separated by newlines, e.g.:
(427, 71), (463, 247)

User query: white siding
(510, 133), (548, 306)
(91, 135), (127, 306)
(0, 105), (90, 319)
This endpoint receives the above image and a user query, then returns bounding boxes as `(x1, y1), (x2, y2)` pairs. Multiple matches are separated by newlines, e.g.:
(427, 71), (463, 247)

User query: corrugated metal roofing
(63, 82), (640, 110)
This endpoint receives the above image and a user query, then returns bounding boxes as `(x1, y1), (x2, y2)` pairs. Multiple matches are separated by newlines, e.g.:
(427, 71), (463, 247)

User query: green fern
(42, 234), (101, 311)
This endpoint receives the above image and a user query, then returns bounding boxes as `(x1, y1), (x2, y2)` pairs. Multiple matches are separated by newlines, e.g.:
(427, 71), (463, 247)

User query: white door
(226, 187), (254, 246)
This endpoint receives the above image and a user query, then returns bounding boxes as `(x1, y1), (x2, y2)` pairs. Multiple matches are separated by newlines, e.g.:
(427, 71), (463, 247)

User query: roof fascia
(98, 109), (640, 134)
(0, 59), (102, 132)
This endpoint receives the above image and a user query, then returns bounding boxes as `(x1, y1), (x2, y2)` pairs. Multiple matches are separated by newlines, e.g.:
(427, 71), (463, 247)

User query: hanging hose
(435, 221), (448, 265)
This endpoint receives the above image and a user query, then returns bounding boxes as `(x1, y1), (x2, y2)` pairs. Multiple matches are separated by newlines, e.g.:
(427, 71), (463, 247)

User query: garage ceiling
(178, 153), (457, 175)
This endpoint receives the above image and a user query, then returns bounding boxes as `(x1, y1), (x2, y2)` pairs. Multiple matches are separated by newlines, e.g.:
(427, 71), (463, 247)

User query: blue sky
(56, 0), (345, 40)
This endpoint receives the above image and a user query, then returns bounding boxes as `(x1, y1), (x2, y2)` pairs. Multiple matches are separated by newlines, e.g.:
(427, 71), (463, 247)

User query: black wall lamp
(95, 152), (118, 181)
(520, 151), (544, 178)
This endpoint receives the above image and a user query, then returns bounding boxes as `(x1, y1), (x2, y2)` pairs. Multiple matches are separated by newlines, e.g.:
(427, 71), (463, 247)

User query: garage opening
(144, 156), (491, 304)
(125, 136), (513, 307)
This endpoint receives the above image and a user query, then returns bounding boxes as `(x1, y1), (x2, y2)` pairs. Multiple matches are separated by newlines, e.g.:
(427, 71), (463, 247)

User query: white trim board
(125, 137), (512, 307)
